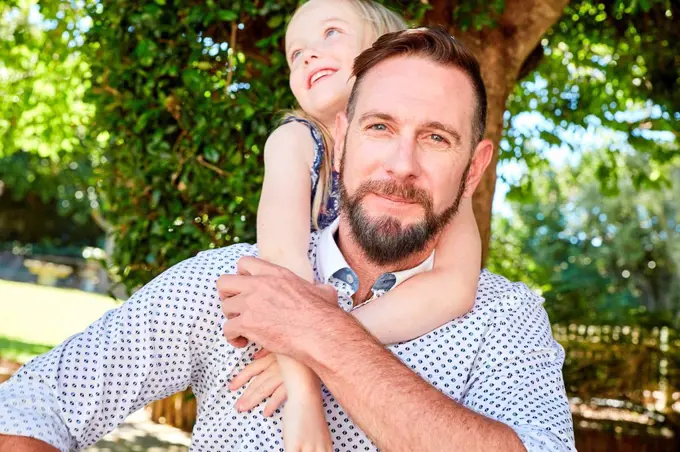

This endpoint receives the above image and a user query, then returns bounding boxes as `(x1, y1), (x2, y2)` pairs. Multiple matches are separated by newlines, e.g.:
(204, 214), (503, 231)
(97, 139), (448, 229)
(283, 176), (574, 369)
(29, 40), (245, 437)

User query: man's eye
(369, 123), (387, 131)
(325, 28), (340, 38)
(430, 134), (447, 143)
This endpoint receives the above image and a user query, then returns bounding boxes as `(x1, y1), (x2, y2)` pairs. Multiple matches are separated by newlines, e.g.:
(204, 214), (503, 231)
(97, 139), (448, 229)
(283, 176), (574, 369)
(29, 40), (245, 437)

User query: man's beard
(339, 147), (470, 266)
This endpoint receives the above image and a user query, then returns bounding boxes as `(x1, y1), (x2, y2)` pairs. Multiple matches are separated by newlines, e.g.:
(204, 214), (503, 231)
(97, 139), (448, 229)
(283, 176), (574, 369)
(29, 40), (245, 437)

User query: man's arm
(0, 434), (59, 452)
(460, 288), (575, 451)
(305, 286), (574, 451)
(0, 248), (242, 451)
(302, 317), (526, 451)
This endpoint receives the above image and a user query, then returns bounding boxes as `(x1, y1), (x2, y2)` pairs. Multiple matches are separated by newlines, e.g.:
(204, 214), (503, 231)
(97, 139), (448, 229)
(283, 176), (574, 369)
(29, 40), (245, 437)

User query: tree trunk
(425, 0), (569, 262)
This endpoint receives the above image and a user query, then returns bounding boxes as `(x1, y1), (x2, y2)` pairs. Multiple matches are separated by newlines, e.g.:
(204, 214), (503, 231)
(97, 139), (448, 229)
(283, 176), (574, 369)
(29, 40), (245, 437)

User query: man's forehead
(353, 56), (475, 135)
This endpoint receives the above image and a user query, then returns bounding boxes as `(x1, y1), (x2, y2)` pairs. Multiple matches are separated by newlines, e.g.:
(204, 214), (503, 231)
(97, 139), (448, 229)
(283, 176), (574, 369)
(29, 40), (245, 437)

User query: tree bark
(425, 0), (570, 262)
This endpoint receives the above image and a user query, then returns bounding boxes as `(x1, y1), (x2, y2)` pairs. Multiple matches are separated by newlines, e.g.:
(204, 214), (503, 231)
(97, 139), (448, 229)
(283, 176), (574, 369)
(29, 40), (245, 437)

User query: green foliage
(503, 0), (679, 192)
(492, 0), (679, 326)
(0, 150), (103, 247)
(0, 0), (93, 158)
(0, 0), (105, 249)
(489, 147), (680, 327)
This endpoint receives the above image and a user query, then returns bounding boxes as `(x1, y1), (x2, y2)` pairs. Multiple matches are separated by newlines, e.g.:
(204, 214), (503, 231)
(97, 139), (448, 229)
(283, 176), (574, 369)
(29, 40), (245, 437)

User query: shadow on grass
(0, 336), (54, 364)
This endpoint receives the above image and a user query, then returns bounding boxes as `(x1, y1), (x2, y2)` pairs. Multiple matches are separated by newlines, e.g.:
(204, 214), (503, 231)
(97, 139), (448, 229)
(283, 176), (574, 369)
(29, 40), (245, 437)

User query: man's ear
(464, 138), (493, 197)
(333, 111), (348, 172)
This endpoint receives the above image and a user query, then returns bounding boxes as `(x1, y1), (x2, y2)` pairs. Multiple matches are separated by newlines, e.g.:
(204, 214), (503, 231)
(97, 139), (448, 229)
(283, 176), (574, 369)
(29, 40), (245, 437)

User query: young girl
(239, 0), (482, 450)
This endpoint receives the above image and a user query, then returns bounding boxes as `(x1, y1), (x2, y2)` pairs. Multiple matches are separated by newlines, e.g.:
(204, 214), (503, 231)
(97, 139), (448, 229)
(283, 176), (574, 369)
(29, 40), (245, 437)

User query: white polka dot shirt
(0, 222), (575, 451)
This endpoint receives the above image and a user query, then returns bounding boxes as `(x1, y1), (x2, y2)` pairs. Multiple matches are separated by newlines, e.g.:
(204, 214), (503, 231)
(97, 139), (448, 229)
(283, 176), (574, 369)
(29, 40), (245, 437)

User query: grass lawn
(0, 280), (119, 363)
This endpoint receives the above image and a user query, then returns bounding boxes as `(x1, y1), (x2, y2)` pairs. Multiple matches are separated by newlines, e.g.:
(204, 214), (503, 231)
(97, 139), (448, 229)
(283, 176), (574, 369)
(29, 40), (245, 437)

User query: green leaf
(134, 39), (158, 67)
(218, 10), (238, 21)
(267, 15), (283, 29)
(204, 147), (220, 163)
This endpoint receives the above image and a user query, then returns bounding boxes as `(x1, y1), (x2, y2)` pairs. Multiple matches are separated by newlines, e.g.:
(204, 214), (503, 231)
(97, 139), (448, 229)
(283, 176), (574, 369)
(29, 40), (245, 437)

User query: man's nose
(384, 137), (422, 181)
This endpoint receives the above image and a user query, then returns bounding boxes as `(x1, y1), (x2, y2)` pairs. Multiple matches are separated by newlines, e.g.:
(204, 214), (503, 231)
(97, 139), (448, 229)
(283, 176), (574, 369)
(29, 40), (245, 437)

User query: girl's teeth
(312, 70), (333, 84)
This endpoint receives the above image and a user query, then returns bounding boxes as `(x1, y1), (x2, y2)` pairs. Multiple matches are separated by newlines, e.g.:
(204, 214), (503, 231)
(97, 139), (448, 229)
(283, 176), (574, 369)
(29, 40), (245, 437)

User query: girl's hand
(231, 349), (332, 451)
(230, 349), (288, 416)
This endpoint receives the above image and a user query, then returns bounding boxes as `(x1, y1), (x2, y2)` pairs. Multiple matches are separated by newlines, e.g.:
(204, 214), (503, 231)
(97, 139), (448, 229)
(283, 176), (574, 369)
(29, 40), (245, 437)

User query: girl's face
(285, 0), (374, 124)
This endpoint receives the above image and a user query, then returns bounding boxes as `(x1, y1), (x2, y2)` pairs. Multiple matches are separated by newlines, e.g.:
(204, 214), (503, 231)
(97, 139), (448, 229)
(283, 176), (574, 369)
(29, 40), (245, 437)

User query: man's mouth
(308, 68), (337, 88)
(374, 193), (417, 204)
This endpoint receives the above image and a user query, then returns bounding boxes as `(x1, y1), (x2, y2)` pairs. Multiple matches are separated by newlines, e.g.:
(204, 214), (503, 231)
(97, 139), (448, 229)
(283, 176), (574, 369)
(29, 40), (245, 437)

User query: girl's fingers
(236, 373), (283, 412)
(263, 385), (288, 417)
(229, 355), (274, 390)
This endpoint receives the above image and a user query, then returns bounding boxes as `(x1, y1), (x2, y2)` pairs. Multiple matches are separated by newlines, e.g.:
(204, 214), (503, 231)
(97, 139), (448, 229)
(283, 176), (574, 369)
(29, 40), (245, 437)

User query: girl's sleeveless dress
(283, 117), (340, 230)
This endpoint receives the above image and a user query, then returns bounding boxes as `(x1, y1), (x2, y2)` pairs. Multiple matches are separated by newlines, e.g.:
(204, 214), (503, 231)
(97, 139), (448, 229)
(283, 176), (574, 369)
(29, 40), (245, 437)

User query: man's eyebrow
(423, 121), (462, 145)
(358, 111), (395, 123)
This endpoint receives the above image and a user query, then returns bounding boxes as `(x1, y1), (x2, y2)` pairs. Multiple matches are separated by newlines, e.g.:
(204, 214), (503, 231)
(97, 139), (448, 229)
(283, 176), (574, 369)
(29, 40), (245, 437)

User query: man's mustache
(353, 180), (433, 211)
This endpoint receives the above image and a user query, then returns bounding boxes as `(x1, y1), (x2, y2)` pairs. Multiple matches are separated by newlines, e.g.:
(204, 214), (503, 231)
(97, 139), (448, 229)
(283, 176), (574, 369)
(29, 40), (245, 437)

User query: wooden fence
(148, 389), (197, 433)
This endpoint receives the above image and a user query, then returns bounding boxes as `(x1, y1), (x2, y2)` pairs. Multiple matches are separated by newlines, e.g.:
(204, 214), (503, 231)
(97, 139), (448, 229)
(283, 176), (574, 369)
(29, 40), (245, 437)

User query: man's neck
(336, 216), (435, 305)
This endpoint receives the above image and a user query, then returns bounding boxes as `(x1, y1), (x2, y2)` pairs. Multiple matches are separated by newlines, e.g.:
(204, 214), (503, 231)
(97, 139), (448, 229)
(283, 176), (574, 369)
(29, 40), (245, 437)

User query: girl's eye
(290, 50), (302, 61)
(325, 28), (340, 38)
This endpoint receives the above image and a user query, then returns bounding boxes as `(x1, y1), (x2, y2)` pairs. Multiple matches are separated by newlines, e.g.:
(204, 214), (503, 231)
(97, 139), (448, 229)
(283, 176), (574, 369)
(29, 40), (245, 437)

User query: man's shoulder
(473, 269), (547, 319)
(192, 243), (260, 274)
(185, 233), (320, 277)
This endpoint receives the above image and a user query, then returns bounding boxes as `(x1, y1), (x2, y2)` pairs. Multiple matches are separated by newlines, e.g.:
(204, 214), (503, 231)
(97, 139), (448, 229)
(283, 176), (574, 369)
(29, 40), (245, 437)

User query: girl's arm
(351, 197), (481, 344)
(257, 121), (316, 282)
(256, 122), (322, 394)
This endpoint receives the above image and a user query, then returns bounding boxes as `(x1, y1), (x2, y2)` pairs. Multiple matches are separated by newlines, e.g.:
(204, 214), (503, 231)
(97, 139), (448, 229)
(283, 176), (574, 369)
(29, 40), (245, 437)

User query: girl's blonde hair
(285, 0), (408, 229)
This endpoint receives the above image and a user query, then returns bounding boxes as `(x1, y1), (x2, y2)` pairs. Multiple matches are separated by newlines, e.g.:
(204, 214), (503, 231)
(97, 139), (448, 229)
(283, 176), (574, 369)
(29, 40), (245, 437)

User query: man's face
(335, 55), (491, 264)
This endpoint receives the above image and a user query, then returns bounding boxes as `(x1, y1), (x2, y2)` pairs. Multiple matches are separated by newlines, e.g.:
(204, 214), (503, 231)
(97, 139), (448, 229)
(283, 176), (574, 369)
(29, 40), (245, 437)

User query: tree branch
(423, 0), (455, 27)
(196, 155), (230, 177)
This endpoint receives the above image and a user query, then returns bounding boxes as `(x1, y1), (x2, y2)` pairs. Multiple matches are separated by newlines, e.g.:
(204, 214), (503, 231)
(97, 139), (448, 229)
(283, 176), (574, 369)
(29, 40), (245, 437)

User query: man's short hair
(347, 26), (488, 147)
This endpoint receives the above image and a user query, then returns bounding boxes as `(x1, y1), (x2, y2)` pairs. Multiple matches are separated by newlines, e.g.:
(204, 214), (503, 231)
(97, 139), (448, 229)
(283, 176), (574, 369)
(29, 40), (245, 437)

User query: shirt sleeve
(0, 248), (238, 451)
(462, 284), (576, 452)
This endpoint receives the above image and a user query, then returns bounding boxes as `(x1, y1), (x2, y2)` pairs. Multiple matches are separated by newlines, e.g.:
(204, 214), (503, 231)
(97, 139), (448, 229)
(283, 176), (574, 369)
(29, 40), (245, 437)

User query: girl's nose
(303, 49), (319, 65)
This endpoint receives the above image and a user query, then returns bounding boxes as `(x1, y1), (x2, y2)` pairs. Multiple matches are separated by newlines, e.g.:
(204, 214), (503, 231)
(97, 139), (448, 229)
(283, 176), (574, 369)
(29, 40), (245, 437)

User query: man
(0, 27), (575, 452)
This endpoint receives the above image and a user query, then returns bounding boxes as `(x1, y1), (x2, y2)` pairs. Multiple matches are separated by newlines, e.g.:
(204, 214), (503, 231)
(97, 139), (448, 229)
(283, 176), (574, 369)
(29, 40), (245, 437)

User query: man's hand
(217, 256), (352, 362)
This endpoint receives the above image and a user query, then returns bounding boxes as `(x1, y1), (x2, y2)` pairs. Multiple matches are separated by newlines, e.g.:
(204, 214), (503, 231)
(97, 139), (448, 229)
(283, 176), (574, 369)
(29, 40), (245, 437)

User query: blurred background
(0, 0), (678, 451)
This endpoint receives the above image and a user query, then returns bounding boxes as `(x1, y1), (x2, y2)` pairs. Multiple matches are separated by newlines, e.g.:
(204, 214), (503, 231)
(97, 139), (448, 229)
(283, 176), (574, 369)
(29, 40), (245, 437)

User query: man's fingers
(229, 354), (275, 390)
(263, 385), (288, 417)
(237, 256), (287, 277)
(253, 348), (271, 360)
(216, 274), (254, 300)
(318, 283), (339, 304)
(228, 336), (249, 348)
(222, 317), (247, 345)
(220, 293), (247, 319)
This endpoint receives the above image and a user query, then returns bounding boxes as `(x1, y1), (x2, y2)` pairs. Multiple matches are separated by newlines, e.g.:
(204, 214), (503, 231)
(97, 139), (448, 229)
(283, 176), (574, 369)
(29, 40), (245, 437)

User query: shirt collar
(317, 218), (434, 294)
